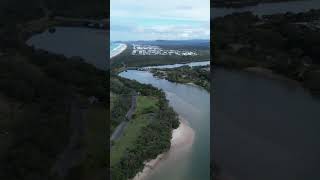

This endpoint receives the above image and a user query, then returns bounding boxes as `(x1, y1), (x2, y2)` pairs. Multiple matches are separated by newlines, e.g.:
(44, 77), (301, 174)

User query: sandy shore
(132, 118), (195, 180)
(110, 43), (127, 59)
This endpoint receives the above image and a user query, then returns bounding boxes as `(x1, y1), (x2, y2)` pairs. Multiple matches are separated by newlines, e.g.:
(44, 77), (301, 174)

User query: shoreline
(244, 66), (300, 85)
(110, 43), (127, 59)
(214, 64), (302, 86)
(132, 118), (195, 180)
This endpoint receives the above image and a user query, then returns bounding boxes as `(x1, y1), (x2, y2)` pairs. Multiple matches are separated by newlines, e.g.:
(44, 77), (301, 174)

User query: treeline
(213, 10), (320, 93)
(111, 78), (179, 180)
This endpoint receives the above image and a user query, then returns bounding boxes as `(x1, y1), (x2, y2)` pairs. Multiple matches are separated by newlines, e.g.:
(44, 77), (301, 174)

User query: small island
(151, 65), (211, 91)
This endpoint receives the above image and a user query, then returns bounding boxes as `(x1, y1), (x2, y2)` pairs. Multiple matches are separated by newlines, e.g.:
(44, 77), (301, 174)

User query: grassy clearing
(135, 96), (158, 115)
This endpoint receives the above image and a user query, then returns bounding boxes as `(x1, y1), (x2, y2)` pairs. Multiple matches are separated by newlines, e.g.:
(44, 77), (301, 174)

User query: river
(212, 0), (320, 179)
(142, 61), (210, 69)
(213, 68), (320, 180)
(119, 68), (210, 180)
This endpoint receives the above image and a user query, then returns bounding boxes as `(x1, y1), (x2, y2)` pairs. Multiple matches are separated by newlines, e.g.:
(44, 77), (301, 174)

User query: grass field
(110, 96), (158, 166)
(135, 96), (158, 115)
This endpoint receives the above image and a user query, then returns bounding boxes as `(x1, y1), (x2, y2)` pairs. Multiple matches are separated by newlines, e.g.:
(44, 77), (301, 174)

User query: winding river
(119, 68), (210, 180)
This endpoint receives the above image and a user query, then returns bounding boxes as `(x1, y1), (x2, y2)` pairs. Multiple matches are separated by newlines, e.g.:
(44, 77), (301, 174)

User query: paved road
(110, 94), (137, 144)
(125, 94), (137, 120)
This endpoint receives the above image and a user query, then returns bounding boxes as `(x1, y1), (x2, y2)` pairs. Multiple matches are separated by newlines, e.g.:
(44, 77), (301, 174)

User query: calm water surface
(142, 61), (210, 69)
(27, 27), (108, 69)
(213, 68), (320, 180)
(212, 1), (320, 179)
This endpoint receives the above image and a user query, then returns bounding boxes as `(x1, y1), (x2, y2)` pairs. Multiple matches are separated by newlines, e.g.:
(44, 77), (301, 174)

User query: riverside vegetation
(213, 10), (320, 95)
(151, 65), (211, 91)
(110, 75), (180, 179)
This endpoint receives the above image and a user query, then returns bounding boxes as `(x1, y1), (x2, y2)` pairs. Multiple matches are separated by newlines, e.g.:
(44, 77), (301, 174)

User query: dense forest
(213, 10), (320, 94)
(0, 47), (108, 180)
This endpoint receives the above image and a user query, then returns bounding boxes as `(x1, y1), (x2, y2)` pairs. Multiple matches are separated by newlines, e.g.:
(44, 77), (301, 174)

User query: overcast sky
(110, 0), (210, 41)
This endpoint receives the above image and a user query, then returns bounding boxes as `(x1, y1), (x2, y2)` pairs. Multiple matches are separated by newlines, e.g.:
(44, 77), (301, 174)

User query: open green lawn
(135, 96), (158, 115)
(110, 96), (158, 166)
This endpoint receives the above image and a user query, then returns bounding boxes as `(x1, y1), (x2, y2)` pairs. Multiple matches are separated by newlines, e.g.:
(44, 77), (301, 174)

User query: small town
(131, 44), (198, 56)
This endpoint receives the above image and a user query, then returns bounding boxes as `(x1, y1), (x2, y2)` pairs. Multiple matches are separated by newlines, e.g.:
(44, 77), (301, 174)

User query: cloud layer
(111, 0), (210, 41)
